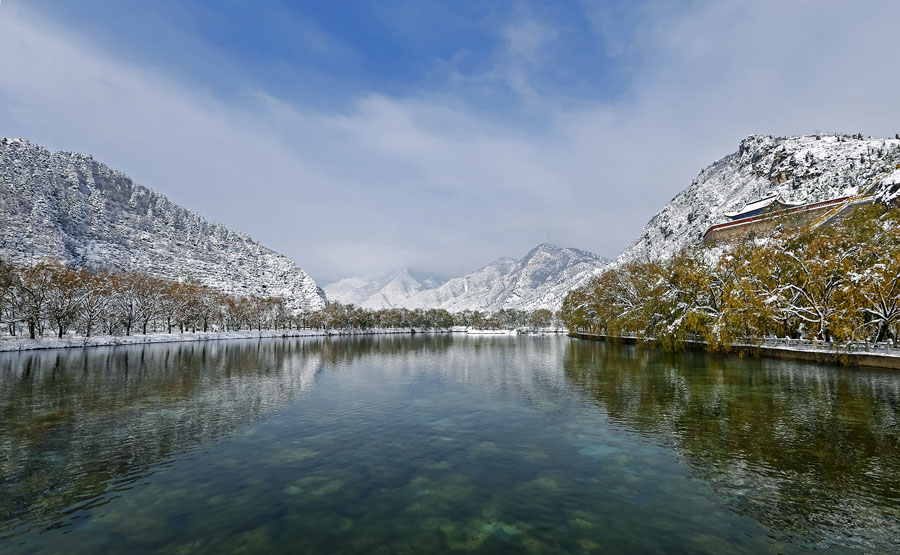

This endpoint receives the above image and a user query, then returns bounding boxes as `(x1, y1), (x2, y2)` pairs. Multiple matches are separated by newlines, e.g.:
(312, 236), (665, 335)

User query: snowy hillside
(0, 138), (326, 311)
(324, 268), (446, 309)
(403, 244), (609, 312)
(618, 133), (900, 264)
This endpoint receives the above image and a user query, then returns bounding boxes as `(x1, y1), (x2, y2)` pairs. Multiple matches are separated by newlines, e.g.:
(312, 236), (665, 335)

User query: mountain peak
(326, 243), (610, 312)
(0, 139), (326, 311)
(527, 243), (562, 254)
(522, 243), (606, 264)
(324, 266), (447, 309)
(408, 243), (608, 311)
(618, 133), (900, 264)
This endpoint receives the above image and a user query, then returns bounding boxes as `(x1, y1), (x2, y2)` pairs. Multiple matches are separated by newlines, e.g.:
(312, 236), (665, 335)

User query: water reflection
(0, 335), (460, 537)
(2, 336), (899, 553)
(562, 340), (900, 551)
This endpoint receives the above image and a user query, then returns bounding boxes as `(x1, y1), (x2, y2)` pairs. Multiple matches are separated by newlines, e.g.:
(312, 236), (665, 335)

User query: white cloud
(2, 1), (900, 283)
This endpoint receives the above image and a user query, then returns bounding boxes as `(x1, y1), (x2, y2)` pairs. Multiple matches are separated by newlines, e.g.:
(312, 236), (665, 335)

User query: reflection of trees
(0, 334), (571, 537)
(314, 333), (456, 366)
(0, 339), (334, 534)
(0, 334), (465, 536)
(562, 340), (900, 550)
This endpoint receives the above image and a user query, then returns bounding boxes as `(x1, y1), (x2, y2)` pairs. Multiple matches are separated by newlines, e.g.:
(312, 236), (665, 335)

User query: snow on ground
(0, 329), (437, 352)
(877, 171), (900, 204)
(749, 337), (900, 358)
(0, 327), (567, 352)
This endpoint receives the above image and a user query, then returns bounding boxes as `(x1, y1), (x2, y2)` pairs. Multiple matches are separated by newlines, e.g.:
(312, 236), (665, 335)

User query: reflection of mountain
(310, 334), (575, 412)
(562, 341), (900, 550)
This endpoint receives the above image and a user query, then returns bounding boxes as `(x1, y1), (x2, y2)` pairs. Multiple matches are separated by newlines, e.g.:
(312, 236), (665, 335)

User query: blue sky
(2, 0), (900, 282)
(22, 0), (653, 121)
(27, 0), (642, 105)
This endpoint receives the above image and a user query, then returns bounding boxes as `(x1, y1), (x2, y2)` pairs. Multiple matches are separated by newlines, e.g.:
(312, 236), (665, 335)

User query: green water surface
(1, 335), (899, 553)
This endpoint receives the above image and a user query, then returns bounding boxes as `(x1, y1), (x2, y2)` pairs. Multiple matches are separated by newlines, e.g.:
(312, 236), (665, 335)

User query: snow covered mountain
(618, 133), (900, 264)
(403, 244), (609, 312)
(0, 138), (326, 311)
(324, 268), (446, 309)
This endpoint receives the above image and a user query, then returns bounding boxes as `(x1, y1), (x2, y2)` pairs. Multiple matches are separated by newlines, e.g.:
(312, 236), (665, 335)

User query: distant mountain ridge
(329, 244), (609, 312)
(10, 133), (890, 316)
(0, 138), (327, 311)
(618, 133), (900, 264)
(405, 244), (609, 312)
(325, 268), (446, 309)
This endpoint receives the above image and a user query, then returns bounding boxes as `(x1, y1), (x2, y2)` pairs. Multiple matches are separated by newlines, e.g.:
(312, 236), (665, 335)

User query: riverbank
(0, 328), (449, 353)
(569, 332), (900, 370)
(0, 327), (568, 353)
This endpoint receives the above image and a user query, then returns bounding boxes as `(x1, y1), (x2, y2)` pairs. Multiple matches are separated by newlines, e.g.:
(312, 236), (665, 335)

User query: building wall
(703, 203), (848, 246)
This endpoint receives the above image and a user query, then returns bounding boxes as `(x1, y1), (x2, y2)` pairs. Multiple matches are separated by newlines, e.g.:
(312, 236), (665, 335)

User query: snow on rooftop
(723, 194), (780, 217)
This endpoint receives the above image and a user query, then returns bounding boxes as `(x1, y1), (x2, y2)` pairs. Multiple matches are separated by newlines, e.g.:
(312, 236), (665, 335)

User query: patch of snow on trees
(618, 133), (900, 266)
(0, 138), (326, 313)
(562, 204), (900, 352)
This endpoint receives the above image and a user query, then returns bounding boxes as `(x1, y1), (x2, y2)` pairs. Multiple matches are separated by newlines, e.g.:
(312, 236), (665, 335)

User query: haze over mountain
(325, 268), (446, 310)
(0, 138), (326, 311)
(330, 133), (900, 313)
(330, 244), (609, 312)
(406, 244), (609, 311)
(618, 133), (900, 264)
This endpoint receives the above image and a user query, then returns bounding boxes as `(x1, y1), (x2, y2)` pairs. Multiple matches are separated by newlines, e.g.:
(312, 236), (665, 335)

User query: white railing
(757, 336), (897, 355)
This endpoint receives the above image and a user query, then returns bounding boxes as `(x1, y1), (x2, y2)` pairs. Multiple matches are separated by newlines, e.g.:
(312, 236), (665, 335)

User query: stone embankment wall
(0, 328), (453, 353)
(568, 332), (900, 370)
(703, 199), (851, 246)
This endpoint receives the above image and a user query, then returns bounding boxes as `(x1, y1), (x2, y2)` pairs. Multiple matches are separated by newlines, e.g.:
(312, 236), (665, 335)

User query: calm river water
(1, 335), (899, 553)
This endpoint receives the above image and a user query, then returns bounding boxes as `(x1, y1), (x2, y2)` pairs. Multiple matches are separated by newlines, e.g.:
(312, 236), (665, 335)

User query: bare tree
(0, 259), (15, 336)
(133, 275), (166, 335)
(111, 273), (140, 336)
(78, 269), (113, 337)
(10, 261), (55, 339)
(44, 262), (86, 338)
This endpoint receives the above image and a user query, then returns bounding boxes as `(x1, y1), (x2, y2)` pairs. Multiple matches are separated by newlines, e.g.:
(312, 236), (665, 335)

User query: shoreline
(569, 332), (900, 371)
(0, 328), (568, 353)
(0, 329), (444, 353)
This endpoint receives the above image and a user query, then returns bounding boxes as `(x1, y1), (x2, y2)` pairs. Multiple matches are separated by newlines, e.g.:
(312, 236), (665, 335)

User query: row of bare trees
(561, 203), (900, 350)
(0, 260), (563, 341)
(0, 260), (293, 339)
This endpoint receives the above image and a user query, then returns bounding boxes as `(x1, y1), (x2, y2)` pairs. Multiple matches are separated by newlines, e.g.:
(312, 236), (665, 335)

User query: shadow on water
(562, 340), (900, 551)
